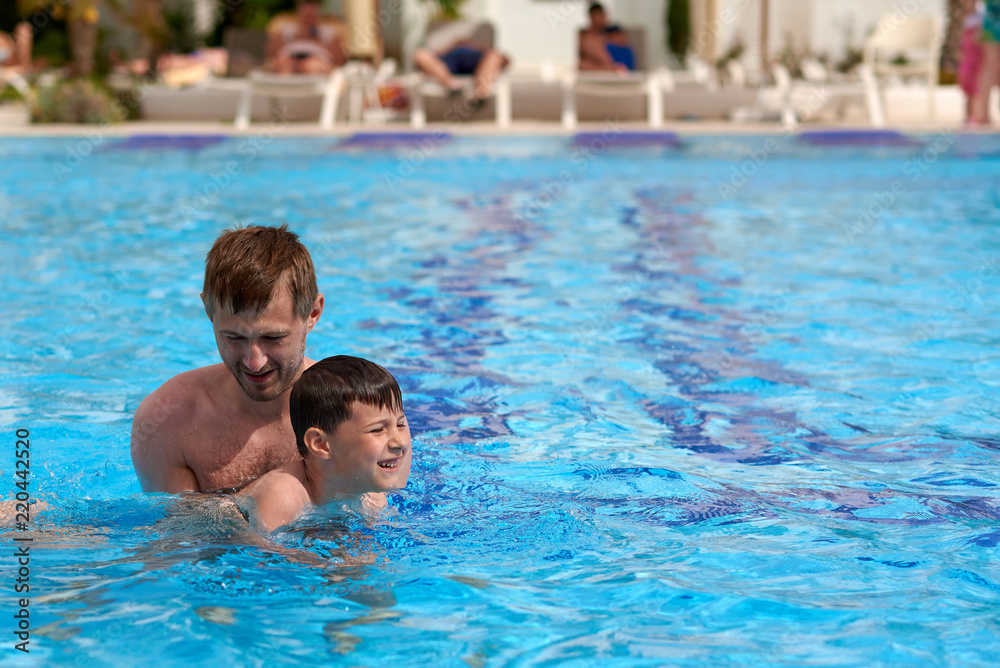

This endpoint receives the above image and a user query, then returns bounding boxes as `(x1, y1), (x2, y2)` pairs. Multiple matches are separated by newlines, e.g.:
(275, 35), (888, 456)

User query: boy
(237, 355), (411, 533)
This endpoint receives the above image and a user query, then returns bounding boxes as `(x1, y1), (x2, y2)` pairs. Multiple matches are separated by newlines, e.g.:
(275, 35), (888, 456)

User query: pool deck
(0, 118), (994, 138)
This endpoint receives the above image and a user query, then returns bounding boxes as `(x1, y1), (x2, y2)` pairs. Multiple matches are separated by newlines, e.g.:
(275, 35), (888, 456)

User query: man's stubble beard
(227, 340), (307, 403)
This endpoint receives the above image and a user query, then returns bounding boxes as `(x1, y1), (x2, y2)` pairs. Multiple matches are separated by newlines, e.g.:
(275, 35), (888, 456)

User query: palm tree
(110, 0), (169, 75)
(19, 0), (101, 76)
(20, 0), (170, 78)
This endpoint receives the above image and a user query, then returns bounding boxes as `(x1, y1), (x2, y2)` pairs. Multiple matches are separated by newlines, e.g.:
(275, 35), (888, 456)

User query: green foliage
(163, 1), (199, 53)
(241, 0), (297, 31)
(666, 0), (690, 67)
(715, 39), (744, 69)
(1, 3), (23, 32)
(419, 0), (468, 20)
(31, 19), (72, 68)
(31, 78), (121, 123)
(834, 46), (863, 74)
(0, 84), (25, 102)
(776, 32), (810, 77)
(833, 21), (863, 74)
(205, 0), (297, 46)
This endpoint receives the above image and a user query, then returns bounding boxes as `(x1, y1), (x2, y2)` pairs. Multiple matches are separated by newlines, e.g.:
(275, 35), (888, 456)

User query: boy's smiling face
(320, 401), (411, 497)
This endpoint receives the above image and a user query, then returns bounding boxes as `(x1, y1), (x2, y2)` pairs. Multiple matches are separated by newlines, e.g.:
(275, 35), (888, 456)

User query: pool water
(2, 132), (1000, 666)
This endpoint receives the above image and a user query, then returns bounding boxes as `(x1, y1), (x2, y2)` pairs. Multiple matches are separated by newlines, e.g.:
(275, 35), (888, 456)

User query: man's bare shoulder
(131, 366), (226, 459)
(131, 365), (235, 492)
(149, 364), (229, 401)
(134, 365), (228, 422)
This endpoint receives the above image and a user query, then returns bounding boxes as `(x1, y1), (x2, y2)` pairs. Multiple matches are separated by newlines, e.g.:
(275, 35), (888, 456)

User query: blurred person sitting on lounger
(580, 2), (634, 72)
(267, 0), (347, 75)
(0, 22), (32, 72)
(412, 20), (510, 106)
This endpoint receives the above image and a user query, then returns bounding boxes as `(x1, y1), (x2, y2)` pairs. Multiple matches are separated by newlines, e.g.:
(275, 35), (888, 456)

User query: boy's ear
(303, 427), (331, 459)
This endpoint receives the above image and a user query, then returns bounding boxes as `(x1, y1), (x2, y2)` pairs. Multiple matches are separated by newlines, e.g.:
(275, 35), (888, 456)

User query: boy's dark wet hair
(290, 355), (403, 457)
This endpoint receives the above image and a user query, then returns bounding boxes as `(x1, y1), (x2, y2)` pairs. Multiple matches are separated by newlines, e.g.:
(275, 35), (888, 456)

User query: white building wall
(398, 0), (585, 69)
(481, 0), (585, 68)
(716, 0), (946, 75)
(398, 0), (948, 73)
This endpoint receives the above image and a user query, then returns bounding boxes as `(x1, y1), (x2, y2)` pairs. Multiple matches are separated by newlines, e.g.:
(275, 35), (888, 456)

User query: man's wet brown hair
(290, 355), (404, 457)
(203, 224), (318, 320)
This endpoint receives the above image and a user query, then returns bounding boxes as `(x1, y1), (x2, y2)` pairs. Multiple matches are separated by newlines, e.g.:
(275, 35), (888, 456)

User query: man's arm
(130, 390), (200, 493)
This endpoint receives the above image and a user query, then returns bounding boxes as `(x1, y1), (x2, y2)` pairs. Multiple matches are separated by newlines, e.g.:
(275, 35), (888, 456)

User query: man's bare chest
(186, 418), (299, 492)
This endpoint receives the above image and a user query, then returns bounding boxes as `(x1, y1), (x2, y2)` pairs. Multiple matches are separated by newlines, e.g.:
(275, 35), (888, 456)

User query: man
(579, 2), (634, 72)
(412, 20), (509, 107)
(267, 0), (347, 75)
(131, 225), (324, 493)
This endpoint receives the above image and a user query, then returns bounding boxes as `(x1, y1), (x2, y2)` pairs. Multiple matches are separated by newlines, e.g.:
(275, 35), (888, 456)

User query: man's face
(298, 2), (321, 27)
(322, 401), (411, 497)
(590, 8), (607, 29)
(210, 284), (318, 402)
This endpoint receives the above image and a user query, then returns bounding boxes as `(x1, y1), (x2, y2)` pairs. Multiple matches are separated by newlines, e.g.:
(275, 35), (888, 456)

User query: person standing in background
(970, 0), (1000, 124)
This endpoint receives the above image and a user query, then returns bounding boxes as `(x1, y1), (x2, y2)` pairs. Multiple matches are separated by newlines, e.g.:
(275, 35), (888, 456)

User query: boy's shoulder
(239, 461), (312, 533)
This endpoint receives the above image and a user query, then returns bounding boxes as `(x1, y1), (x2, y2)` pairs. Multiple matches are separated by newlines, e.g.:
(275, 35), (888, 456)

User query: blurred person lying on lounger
(266, 0), (347, 75)
(412, 20), (510, 108)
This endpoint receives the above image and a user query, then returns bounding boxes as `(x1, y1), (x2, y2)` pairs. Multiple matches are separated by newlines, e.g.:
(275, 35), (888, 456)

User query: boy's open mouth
(378, 458), (399, 470)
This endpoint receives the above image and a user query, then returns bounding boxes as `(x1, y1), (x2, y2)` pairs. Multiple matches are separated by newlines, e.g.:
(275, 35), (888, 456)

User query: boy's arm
(360, 492), (388, 515)
(239, 472), (309, 534)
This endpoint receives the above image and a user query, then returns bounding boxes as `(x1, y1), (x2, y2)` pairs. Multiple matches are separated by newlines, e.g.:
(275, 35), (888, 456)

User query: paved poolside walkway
(0, 118), (994, 137)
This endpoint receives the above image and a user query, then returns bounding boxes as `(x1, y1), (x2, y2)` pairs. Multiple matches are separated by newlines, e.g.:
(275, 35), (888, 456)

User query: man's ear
(303, 427), (331, 459)
(201, 292), (212, 321)
(307, 294), (324, 332)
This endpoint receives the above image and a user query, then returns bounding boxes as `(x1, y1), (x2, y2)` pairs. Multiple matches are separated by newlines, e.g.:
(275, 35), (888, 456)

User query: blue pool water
(2, 132), (1000, 666)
